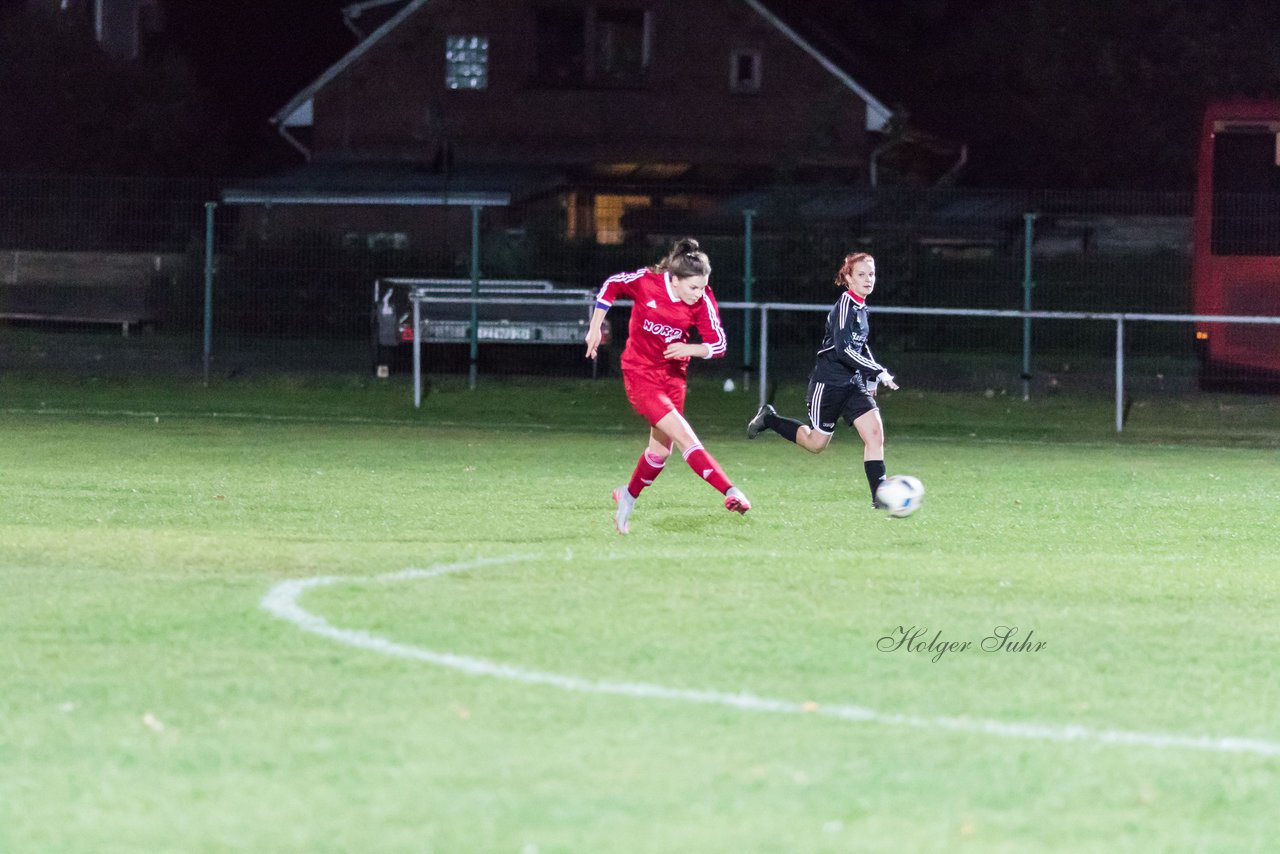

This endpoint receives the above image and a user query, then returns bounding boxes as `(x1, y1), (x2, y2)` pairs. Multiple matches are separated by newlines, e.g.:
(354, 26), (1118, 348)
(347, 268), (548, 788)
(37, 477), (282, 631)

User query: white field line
(261, 555), (1280, 759)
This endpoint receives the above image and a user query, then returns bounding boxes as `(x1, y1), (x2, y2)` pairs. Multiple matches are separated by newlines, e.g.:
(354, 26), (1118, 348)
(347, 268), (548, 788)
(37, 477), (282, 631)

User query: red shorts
(623, 369), (687, 426)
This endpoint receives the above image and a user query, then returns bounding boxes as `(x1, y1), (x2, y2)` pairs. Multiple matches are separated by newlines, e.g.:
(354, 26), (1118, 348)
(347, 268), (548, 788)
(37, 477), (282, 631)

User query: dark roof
(222, 162), (565, 206)
(623, 187), (1028, 244)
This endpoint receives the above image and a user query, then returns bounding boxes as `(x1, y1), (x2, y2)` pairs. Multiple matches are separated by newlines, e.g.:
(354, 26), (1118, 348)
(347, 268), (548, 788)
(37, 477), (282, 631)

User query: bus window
(1210, 128), (1280, 255)
(1193, 102), (1280, 386)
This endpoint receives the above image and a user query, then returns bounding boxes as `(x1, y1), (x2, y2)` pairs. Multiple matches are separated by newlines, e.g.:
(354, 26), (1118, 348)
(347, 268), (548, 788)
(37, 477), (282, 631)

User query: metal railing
(749, 303), (1280, 432)
(406, 294), (1280, 432)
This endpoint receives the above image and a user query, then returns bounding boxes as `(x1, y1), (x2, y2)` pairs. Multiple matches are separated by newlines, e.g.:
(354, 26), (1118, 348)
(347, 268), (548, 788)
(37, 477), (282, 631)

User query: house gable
(741, 0), (890, 131)
(275, 0), (430, 130)
(274, 0), (891, 176)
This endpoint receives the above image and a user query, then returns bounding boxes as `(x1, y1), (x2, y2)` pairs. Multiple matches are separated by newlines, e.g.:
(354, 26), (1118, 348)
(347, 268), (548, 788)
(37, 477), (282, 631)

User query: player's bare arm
(663, 343), (711, 360)
(584, 307), (607, 358)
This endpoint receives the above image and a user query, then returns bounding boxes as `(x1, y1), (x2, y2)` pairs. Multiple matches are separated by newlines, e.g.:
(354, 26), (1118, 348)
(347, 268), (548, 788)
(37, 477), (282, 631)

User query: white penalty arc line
(261, 555), (1280, 759)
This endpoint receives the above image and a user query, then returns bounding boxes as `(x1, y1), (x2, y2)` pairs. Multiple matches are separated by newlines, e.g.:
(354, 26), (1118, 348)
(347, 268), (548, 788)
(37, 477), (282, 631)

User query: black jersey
(811, 291), (889, 387)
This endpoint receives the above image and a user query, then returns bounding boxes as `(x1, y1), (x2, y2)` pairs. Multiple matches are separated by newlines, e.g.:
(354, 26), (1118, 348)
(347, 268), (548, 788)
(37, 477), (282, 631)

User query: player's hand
(877, 370), (899, 391)
(584, 327), (602, 359)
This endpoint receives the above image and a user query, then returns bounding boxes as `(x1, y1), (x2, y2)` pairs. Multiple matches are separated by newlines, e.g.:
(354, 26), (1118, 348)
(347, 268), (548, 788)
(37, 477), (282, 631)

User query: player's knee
(800, 430), (830, 453)
(675, 428), (701, 451)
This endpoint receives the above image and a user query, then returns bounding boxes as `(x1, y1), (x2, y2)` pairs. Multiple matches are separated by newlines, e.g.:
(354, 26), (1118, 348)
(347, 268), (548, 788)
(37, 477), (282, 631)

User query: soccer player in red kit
(584, 237), (751, 534)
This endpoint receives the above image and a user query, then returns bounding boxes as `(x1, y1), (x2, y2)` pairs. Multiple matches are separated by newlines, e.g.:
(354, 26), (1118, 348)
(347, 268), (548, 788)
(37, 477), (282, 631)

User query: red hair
(834, 252), (874, 287)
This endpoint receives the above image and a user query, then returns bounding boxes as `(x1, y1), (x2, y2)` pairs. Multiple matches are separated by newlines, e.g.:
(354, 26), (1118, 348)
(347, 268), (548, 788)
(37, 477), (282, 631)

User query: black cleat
(746, 404), (775, 439)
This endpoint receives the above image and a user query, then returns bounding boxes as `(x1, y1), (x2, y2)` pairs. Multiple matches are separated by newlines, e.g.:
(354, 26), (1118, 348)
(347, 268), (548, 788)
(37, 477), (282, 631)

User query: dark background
(4, 0), (1280, 187)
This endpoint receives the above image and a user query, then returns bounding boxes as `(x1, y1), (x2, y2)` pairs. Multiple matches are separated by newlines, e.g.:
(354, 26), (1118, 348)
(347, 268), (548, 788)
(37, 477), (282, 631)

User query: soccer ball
(876, 474), (925, 517)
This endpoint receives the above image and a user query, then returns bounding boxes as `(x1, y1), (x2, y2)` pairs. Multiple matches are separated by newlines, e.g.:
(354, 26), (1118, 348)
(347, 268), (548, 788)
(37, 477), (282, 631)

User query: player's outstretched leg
(748, 404), (807, 443)
(612, 486), (636, 534)
(724, 486), (751, 514)
(655, 411), (751, 518)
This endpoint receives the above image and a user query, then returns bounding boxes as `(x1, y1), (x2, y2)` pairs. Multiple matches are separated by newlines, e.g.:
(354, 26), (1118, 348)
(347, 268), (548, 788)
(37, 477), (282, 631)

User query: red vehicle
(1193, 99), (1280, 386)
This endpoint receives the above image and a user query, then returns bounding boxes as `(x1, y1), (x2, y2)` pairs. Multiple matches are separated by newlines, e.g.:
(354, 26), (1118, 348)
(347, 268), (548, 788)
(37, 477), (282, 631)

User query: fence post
(413, 298), (423, 409)
(202, 201), (216, 387)
(468, 204), (481, 390)
(1021, 212), (1037, 401)
(742, 208), (755, 391)
(1115, 315), (1125, 432)
(757, 305), (769, 410)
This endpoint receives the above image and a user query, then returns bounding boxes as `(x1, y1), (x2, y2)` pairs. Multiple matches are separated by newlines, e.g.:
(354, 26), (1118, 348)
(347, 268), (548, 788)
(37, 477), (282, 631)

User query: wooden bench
(0, 251), (171, 336)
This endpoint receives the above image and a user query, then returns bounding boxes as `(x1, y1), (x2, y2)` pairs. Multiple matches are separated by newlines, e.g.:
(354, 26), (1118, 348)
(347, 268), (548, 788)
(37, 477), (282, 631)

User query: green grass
(2, 375), (1279, 852)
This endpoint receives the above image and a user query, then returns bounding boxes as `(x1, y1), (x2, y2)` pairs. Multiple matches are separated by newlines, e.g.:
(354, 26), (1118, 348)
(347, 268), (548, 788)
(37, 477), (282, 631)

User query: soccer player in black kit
(746, 252), (899, 508)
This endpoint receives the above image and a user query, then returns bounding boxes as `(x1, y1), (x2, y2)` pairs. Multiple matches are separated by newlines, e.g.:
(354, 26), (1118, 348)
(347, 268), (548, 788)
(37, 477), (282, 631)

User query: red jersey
(595, 268), (727, 376)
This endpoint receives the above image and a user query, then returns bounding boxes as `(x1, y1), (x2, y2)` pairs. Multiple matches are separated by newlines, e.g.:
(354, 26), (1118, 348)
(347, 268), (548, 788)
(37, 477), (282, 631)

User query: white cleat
(612, 486), (636, 534)
(724, 486), (751, 514)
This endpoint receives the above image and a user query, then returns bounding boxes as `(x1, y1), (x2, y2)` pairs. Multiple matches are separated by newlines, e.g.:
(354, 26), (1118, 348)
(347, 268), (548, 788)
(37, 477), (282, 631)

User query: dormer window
(446, 35), (489, 90)
(534, 6), (651, 88)
(730, 49), (762, 93)
(595, 8), (648, 84)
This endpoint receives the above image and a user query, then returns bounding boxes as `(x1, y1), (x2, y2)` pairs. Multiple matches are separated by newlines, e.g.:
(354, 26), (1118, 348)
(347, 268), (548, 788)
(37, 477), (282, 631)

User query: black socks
(765, 410), (805, 443)
(864, 459), (886, 502)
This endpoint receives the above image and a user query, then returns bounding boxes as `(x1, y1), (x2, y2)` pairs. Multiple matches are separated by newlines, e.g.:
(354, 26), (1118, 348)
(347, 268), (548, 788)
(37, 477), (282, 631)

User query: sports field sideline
(2, 374), (1278, 852)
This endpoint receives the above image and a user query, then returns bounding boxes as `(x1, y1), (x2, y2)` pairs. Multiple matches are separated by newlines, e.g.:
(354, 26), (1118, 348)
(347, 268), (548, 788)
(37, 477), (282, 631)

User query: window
(563, 192), (652, 243)
(730, 49), (761, 92)
(593, 194), (651, 244)
(534, 6), (650, 87)
(446, 35), (489, 90)
(595, 9), (648, 84)
(1211, 129), (1280, 255)
(535, 9), (586, 84)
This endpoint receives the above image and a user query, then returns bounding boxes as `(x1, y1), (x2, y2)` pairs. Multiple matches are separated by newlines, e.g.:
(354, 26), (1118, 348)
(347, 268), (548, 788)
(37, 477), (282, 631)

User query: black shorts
(806, 378), (877, 435)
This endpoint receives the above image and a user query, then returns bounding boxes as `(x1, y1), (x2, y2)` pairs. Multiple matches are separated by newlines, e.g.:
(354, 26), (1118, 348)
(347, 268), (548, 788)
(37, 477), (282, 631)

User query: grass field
(2, 373), (1279, 852)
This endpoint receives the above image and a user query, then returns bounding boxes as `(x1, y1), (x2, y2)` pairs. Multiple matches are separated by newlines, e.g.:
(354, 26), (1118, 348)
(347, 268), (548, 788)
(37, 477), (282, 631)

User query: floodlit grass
(2, 374), (1279, 852)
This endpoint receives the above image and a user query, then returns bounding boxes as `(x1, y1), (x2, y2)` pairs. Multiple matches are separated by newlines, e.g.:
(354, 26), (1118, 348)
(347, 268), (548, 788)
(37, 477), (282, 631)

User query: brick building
(226, 0), (896, 247)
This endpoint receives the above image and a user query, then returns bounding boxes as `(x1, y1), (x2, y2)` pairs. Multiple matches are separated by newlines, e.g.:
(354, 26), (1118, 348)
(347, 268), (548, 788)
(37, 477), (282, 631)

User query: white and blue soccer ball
(876, 474), (925, 517)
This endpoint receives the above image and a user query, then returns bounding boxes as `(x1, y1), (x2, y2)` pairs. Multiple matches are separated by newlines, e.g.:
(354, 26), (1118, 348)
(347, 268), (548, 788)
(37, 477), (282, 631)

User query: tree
(0, 9), (206, 175)
(790, 0), (1280, 189)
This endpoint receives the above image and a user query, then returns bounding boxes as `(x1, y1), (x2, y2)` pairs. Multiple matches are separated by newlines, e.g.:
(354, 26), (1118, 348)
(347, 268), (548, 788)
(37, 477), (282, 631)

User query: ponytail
(652, 237), (711, 278)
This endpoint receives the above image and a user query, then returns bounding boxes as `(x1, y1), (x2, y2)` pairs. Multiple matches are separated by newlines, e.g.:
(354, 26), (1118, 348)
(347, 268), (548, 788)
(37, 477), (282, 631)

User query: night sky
(161, 0), (353, 169)
(11, 0), (1276, 186)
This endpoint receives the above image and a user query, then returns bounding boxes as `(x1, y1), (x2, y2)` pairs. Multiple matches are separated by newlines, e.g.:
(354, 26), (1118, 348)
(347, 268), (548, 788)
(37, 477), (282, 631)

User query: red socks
(627, 445), (734, 498)
(682, 443), (732, 494)
(626, 449), (667, 498)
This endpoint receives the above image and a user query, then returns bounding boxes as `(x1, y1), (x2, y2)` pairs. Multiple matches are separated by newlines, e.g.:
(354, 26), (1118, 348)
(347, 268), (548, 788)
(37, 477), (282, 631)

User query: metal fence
(4, 173), (1263, 406)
